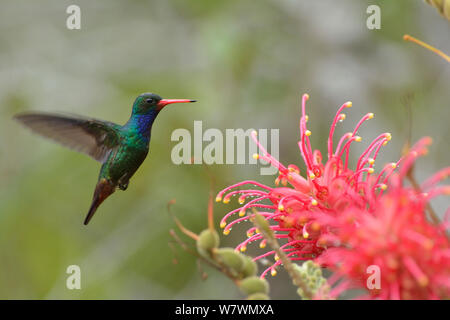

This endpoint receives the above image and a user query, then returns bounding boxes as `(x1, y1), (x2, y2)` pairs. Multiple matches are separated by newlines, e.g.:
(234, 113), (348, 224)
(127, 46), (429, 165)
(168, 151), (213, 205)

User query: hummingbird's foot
(119, 181), (129, 191)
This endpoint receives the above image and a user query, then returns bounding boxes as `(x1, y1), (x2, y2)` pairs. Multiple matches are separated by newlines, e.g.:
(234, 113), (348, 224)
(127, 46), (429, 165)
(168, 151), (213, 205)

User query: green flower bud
(313, 268), (323, 278)
(304, 260), (314, 272)
(308, 279), (318, 290)
(319, 278), (327, 287)
(247, 293), (269, 300)
(239, 276), (269, 295)
(215, 248), (245, 275)
(196, 229), (220, 257)
(296, 288), (305, 298)
(241, 256), (258, 278)
(292, 263), (302, 272)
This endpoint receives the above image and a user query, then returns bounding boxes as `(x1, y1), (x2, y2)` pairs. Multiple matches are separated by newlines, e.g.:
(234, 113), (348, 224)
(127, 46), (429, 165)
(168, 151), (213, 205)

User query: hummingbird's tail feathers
(84, 178), (116, 225)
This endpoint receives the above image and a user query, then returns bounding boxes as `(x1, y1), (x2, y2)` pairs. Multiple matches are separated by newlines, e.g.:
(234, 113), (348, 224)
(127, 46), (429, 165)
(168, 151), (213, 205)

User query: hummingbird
(14, 93), (196, 225)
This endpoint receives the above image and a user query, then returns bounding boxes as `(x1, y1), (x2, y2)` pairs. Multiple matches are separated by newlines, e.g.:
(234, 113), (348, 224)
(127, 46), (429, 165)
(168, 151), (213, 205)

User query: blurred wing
(14, 112), (121, 163)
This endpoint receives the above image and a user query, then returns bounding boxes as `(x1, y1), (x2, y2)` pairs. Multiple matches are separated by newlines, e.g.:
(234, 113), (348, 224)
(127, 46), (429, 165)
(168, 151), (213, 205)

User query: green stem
(251, 210), (315, 299)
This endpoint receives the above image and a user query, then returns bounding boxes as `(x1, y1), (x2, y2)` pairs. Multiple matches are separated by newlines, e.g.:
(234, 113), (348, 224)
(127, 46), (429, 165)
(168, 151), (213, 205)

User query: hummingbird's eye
(146, 98), (154, 104)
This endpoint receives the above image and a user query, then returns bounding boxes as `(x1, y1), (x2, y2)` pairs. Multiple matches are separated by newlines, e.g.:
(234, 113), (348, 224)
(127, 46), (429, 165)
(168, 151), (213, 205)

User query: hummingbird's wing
(14, 112), (121, 163)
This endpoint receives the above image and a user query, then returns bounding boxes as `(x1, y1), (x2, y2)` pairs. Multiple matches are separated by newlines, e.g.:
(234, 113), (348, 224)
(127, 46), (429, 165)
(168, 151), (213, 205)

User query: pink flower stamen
(328, 101), (352, 159)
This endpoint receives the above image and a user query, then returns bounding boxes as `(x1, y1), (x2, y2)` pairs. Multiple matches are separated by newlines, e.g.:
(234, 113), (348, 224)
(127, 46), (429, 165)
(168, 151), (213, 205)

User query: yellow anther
(259, 241), (266, 249)
(355, 136), (362, 142)
(309, 172), (316, 179)
(274, 254), (280, 261)
(274, 177), (280, 186)
(304, 93), (310, 100)
(255, 228), (260, 234)
(311, 199), (318, 206)
(340, 113), (346, 121)
(247, 231), (254, 238)
(240, 246), (247, 252)
(223, 198), (230, 204)
(238, 198), (245, 204)
(368, 158), (375, 165)
(271, 269), (277, 277)
(220, 221), (226, 229)
(305, 130), (312, 136)
(380, 184), (388, 190)
(253, 153), (260, 160)
(346, 101), (353, 108)
(252, 130), (258, 136)
(215, 196), (222, 202)
(239, 209), (246, 217)
(278, 204), (285, 211)
(303, 230), (310, 239)
(391, 163), (397, 169)
(368, 112), (374, 119)
(223, 229), (230, 235)
(305, 115), (309, 122)
(385, 133), (392, 141)
(368, 168), (375, 174)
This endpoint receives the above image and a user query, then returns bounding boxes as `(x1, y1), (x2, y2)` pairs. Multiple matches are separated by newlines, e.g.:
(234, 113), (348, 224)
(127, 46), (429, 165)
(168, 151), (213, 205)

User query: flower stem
(251, 209), (315, 299)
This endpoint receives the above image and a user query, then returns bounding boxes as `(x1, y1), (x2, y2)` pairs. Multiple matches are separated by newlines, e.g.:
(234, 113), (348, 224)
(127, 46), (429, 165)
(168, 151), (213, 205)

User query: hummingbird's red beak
(157, 99), (197, 109)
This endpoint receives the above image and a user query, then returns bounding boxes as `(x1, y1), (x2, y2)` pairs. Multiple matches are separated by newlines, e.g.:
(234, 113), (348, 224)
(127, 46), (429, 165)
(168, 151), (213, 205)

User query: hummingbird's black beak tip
(190, 100), (197, 103)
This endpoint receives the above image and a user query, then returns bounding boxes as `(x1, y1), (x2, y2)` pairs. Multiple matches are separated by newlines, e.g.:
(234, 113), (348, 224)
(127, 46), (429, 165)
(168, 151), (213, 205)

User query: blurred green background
(0, 0), (448, 299)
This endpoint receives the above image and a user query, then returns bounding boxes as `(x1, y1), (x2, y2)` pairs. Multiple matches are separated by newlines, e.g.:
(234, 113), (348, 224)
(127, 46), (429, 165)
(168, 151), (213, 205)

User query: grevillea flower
(216, 94), (398, 278)
(316, 137), (450, 300)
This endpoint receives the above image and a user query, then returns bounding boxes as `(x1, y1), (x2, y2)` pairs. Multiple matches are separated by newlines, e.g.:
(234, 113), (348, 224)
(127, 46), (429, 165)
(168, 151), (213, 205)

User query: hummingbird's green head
(132, 93), (196, 115)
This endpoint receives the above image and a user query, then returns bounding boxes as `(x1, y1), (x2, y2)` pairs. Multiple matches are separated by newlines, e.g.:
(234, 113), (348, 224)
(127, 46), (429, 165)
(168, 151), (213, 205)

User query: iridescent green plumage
(14, 93), (196, 225)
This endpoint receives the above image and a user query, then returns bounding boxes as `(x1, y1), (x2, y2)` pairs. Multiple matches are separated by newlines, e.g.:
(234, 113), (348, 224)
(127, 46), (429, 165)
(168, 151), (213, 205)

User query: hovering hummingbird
(14, 93), (196, 225)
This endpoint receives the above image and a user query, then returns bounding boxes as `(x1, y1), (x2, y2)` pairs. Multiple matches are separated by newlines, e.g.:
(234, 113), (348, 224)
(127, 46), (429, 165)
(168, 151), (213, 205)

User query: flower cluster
(217, 94), (395, 277)
(316, 137), (450, 299)
(216, 94), (450, 299)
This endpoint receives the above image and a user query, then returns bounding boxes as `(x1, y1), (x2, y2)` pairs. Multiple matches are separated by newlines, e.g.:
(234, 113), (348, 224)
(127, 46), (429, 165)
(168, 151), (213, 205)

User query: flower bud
(241, 256), (258, 278)
(313, 268), (323, 278)
(215, 248), (245, 275)
(196, 229), (220, 257)
(297, 288), (310, 300)
(239, 276), (269, 295)
(247, 293), (269, 300)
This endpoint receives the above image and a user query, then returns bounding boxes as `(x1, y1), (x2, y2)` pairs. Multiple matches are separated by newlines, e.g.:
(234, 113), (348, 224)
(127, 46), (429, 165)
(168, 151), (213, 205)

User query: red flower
(217, 94), (397, 278)
(316, 138), (450, 300)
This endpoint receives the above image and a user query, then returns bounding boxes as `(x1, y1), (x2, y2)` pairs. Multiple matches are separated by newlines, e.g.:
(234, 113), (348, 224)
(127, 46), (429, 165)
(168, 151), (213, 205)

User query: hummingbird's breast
(103, 132), (150, 184)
